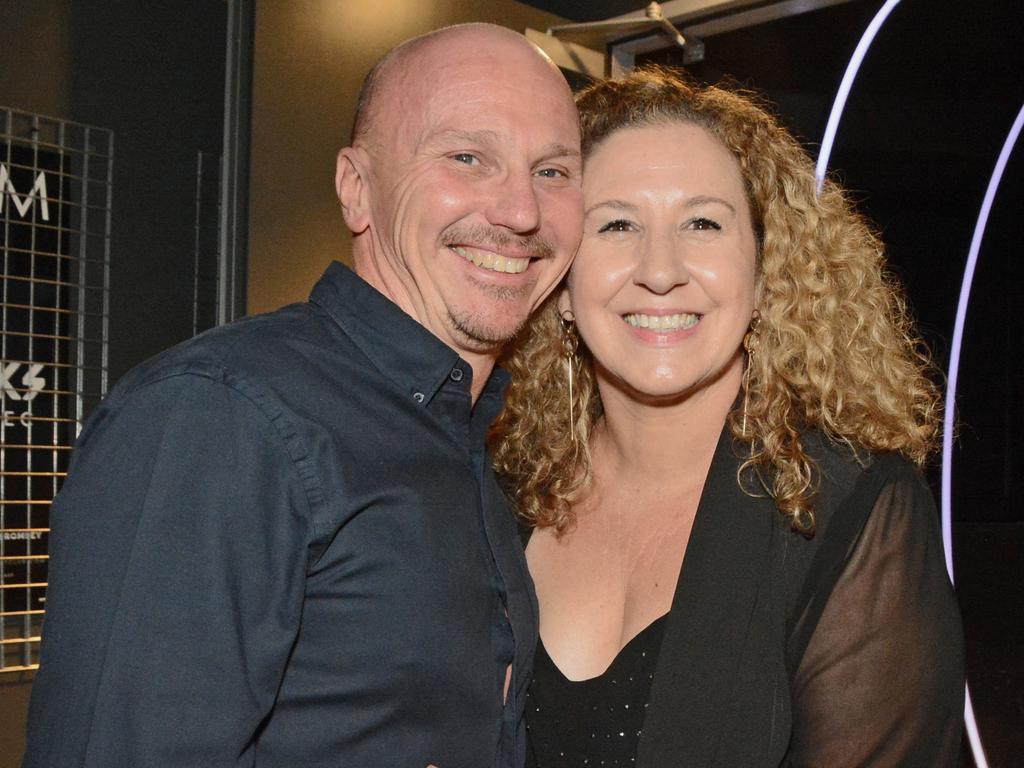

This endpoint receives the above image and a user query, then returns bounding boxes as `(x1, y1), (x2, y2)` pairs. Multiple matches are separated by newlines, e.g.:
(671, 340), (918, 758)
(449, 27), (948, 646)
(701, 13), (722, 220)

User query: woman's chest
(526, 495), (698, 681)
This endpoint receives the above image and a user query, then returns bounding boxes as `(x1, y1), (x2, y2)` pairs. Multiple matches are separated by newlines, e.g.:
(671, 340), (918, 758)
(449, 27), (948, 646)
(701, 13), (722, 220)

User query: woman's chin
(595, 355), (744, 409)
(599, 372), (704, 408)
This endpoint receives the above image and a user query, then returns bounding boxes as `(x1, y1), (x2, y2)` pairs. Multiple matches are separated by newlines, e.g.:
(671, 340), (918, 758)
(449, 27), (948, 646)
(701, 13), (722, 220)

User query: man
(23, 23), (582, 767)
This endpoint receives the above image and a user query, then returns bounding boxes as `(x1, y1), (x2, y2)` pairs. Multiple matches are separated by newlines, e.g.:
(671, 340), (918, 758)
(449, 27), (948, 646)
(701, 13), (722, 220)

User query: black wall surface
(0, 3), (227, 764)
(65, 1), (228, 384)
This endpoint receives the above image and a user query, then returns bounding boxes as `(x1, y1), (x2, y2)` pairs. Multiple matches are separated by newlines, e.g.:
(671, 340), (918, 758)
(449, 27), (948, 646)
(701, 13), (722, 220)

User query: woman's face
(564, 121), (758, 404)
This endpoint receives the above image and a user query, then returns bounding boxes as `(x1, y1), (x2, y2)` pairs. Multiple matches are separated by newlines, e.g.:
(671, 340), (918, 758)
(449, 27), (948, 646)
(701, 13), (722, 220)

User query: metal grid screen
(0, 108), (111, 673)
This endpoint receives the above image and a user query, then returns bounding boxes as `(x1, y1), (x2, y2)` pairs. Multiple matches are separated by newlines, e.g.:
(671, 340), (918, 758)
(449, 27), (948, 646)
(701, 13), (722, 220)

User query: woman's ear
(336, 147), (371, 235)
(557, 286), (573, 319)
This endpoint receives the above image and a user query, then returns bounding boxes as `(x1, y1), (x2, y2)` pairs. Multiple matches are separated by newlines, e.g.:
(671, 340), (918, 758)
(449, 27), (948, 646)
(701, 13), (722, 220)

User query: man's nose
(632, 230), (691, 294)
(485, 169), (541, 234)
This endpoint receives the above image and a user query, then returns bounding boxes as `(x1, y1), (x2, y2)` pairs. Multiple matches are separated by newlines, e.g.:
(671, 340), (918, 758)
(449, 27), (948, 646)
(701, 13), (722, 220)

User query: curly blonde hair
(489, 67), (941, 535)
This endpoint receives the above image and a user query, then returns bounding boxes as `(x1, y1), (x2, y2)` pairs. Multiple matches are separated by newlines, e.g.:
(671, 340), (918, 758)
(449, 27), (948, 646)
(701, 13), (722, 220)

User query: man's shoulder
(113, 300), (353, 400)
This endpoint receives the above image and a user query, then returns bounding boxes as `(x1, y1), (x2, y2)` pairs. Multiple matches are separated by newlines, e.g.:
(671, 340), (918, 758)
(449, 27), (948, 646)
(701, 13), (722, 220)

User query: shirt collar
(474, 365), (511, 426)
(310, 261), (503, 406)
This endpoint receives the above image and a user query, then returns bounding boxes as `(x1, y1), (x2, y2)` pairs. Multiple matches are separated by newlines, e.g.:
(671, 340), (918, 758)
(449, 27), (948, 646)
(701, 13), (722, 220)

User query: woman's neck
(591, 360), (744, 487)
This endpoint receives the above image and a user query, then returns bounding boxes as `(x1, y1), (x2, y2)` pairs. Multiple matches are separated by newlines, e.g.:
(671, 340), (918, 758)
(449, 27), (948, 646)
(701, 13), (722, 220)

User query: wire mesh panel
(0, 108), (112, 673)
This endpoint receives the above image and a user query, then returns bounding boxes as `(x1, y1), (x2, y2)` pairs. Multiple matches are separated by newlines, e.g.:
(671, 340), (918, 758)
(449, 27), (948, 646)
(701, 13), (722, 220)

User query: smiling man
(24, 24), (582, 768)
(337, 23), (581, 394)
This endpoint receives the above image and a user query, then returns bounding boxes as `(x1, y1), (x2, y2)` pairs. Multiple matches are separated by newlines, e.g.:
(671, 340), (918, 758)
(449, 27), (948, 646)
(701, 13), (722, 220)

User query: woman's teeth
(623, 313), (700, 331)
(452, 246), (530, 274)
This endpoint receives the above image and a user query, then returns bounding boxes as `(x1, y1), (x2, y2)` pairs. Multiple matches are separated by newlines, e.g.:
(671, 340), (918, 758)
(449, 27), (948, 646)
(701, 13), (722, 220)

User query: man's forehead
(363, 26), (578, 157)
(418, 126), (580, 160)
(384, 30), (567, 108)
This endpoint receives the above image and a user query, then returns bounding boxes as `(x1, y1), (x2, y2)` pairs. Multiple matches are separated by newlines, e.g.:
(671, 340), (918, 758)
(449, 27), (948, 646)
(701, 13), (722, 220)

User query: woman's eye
(451, 153), (480, 165)
(597, 219), (634, 233)
(688, 217), (722, 231)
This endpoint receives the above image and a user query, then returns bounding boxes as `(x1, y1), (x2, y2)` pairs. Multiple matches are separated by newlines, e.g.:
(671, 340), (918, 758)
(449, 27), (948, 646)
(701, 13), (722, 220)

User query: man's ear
(336, 147), (371, 235)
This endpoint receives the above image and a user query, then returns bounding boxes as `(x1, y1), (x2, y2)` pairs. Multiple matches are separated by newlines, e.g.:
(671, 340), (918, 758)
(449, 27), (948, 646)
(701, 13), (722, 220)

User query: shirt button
(412, 392), (425, 403)
(450, 367), (464, 382)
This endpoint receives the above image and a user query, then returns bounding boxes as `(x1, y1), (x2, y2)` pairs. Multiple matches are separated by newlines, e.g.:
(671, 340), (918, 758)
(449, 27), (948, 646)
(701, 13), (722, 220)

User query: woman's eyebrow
(584, 199), (636, 217)
(685, 195), (736, 213)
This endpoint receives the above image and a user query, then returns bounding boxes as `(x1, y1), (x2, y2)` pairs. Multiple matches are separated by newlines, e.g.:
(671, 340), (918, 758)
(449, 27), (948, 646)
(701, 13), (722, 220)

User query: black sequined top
(525, 615), (667, 767)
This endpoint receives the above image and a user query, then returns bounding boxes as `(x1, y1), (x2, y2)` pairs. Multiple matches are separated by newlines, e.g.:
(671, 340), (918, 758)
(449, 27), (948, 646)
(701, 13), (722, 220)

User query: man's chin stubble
(448, 279), (537, 350)
(449, 310), (527, 352)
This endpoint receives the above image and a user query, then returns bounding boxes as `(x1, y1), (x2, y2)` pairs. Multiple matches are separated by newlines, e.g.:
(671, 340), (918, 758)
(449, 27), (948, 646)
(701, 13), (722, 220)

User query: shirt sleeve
(787, 466), (965, 767)
(23, 374), (312, 768)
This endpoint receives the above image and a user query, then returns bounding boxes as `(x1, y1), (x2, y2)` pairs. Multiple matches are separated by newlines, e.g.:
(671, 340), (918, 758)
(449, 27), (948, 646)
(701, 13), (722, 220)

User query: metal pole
(218, 0), (254, 325)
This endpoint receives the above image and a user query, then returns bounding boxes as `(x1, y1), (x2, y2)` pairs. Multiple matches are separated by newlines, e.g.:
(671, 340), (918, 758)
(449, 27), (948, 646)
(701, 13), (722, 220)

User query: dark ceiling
(519, 1), (643, 22)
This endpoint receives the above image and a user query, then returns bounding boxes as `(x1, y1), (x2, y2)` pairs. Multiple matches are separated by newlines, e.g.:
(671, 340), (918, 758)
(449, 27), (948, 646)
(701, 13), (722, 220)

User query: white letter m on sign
(0, 164), (50, 222)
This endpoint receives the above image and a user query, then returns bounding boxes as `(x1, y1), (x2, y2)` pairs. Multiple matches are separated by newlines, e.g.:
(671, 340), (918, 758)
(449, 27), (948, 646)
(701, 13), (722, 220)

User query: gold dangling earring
(560, 309), (579, 445)
(741, 310), (761, 440)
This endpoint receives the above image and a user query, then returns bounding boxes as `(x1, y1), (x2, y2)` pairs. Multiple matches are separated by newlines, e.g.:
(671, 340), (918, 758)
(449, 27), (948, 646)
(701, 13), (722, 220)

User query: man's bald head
(350, 24), (567, 148)
(334, 21), (582, 367)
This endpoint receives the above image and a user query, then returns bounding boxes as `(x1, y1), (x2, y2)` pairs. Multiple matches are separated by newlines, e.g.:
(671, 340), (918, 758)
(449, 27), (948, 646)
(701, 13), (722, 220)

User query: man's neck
(353, 253), (497, 406)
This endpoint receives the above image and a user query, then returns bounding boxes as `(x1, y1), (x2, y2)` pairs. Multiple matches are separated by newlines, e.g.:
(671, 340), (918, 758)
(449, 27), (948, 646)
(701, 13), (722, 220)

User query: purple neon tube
(941, 103), (1023, 768)
(813, 2), (1020, 764)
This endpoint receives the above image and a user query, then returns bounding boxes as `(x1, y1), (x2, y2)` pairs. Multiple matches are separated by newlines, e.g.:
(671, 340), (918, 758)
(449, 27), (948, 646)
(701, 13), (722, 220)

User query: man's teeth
(452, 246), (529, 274)
(623, 313), (700, 331)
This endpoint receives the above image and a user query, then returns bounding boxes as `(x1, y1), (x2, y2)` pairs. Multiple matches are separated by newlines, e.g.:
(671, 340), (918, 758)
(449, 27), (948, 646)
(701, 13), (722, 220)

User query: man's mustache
(442, 226), (555, 261)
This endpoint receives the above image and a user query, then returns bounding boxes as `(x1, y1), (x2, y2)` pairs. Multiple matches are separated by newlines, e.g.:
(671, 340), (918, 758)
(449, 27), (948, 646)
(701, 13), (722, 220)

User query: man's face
(358, 37), (583, 357)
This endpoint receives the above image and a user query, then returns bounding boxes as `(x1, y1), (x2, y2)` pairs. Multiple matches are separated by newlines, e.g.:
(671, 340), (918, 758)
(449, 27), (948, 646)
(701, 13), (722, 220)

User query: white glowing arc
(814, 2), (1010, 765)
(814, 0), (902, 191)
(942, 102), (1023, 768)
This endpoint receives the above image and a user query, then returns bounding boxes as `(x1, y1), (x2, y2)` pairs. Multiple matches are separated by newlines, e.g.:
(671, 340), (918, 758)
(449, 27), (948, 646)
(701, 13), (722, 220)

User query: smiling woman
(491, 67), (965, 767)
(564, 121), (757, 407)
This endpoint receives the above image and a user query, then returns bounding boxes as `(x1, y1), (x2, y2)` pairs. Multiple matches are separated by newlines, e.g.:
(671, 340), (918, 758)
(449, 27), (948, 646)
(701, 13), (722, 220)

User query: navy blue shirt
(24, 262), (538, 767)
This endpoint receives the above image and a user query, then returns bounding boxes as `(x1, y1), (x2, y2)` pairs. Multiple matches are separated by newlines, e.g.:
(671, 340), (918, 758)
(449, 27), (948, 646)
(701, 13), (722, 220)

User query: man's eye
(535, 167), (567, 179)
(597, 219), (633, 233)
(688, 217), (721, 231)
(451, 153), (479, 165)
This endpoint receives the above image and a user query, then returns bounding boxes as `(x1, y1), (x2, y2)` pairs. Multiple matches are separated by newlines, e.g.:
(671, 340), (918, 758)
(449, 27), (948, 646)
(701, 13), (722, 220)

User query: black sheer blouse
(524, 430), (965, 768)
(783, 473), (964, 766)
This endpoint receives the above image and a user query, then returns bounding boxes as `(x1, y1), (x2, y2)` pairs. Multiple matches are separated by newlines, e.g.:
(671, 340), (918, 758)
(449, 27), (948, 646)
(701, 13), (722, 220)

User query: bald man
(23, 24), (582, 768)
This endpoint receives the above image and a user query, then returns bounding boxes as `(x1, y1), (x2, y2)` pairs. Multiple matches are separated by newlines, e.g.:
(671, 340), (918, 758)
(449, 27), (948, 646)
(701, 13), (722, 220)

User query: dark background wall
(64, 1), (228, 384)
(0, 2), (227, 764)
(2, 1), (228, 385)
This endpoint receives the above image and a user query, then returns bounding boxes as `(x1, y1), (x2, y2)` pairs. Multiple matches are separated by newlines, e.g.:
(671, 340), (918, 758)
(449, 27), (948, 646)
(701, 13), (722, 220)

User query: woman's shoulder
(802, 431), (928, 539)
(778, 433), (937, 618)
(783, 433), (948, 680)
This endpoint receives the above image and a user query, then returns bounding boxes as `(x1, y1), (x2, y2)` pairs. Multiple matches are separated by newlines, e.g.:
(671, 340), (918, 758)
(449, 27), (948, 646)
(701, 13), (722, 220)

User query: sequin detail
(525, 615), (667, 767)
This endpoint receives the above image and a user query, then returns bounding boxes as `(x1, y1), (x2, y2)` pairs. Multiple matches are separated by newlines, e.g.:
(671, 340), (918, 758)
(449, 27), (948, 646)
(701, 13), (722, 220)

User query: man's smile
(450, 245), (531, 274)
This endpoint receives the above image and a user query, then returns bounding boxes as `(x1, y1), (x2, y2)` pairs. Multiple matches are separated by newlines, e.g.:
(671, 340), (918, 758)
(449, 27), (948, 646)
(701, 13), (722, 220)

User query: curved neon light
(814, 1), (1012, 763)
(814, 0), (902, 191)
(942, 102), (1024, 768)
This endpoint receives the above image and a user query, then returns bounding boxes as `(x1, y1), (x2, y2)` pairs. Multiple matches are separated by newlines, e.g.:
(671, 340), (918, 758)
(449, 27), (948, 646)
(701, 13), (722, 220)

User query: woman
(491, 68), (964, 767)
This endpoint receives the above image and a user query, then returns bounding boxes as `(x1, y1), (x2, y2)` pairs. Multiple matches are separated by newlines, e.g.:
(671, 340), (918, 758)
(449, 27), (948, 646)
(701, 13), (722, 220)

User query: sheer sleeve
(788, 466), (965, 767)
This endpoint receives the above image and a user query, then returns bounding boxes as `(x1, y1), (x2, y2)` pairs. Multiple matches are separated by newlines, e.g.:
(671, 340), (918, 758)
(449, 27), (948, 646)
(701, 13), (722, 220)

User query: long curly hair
(490, 67), (941, 535)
